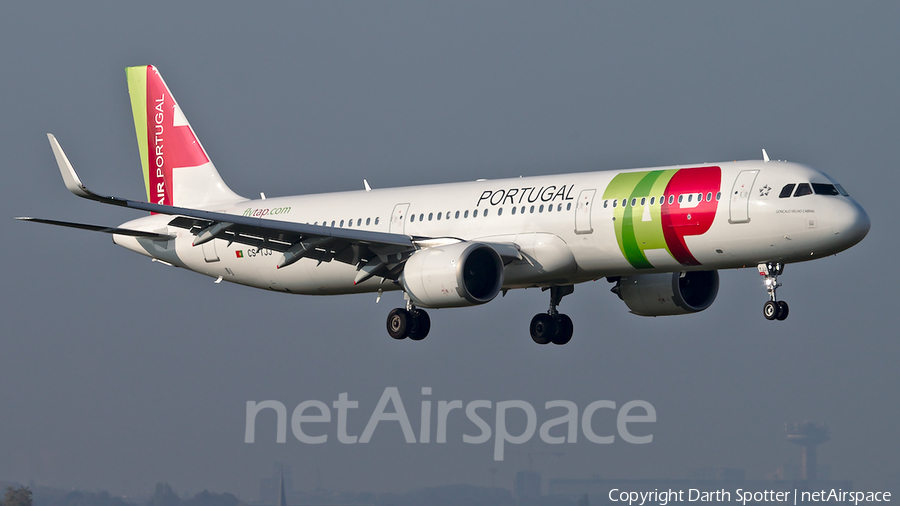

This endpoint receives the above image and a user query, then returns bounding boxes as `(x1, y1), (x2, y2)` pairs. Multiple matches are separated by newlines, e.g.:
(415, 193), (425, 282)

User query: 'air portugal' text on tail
(126, 65), (244, 209)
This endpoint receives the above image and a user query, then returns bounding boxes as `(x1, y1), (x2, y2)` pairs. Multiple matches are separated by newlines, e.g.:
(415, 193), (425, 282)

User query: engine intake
(400, 242), (504, 308)
(612, 271), (719, 316)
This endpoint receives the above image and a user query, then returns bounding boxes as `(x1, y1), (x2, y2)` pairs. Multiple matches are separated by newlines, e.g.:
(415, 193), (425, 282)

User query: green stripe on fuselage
(604, 169), (677, 268)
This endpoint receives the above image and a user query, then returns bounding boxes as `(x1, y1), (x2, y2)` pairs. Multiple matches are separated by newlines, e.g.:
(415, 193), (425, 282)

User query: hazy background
(1, 1), (897, 497)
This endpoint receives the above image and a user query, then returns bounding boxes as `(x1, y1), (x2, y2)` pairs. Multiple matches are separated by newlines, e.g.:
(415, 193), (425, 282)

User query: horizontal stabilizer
(15, 217), (175, 241)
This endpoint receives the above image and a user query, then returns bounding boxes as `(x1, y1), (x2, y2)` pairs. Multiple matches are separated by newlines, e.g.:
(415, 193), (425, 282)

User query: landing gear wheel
(759, 262), (790, 321)
(763, 300), (778, 321)
(408, 310), (431, 341)
(530, 314), (556, 345)
(387, 308), (411, 339)
(776, 301), (789, 321)
(551, 314), (573, 345)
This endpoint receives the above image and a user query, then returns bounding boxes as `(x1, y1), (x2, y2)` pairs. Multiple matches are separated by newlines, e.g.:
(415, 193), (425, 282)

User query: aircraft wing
(37, 134), (524, 279)
(41, 134), (512, 282)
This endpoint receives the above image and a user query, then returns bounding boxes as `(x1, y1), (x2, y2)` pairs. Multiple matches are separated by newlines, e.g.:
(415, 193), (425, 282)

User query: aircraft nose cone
(834, 199), (870, 248)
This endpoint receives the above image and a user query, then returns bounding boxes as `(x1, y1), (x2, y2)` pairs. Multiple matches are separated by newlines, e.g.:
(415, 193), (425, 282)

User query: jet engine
(611, 271), (719, 316)
(400, 242), (504, 308)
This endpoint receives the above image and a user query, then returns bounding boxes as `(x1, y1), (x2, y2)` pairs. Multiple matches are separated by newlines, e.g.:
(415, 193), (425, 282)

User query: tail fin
(126, 65), (244, 208)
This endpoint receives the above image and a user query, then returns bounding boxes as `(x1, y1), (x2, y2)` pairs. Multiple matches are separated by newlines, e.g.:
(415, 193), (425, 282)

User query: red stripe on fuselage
(660, 166), (721, 265)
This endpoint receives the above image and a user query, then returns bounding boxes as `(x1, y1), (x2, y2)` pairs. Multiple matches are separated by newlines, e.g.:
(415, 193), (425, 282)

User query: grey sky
(1, 1), (898, 497)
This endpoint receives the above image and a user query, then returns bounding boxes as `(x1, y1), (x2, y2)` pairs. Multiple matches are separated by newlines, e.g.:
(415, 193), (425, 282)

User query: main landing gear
(387, 300), (431, 340)
(530, 285), (575, 345)
(759, 262), (789, 321)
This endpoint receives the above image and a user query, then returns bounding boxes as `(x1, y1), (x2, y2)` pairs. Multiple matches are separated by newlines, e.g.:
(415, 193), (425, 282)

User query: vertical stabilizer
(126, 65), (244, 208)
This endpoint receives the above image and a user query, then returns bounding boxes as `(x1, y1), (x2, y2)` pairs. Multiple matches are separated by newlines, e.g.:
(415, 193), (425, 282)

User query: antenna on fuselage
(762, 149), (770, 162)
(364, 179), (372, 192)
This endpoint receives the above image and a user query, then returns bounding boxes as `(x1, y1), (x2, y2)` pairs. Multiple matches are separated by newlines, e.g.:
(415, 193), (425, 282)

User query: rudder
(126, 65), (244, 208)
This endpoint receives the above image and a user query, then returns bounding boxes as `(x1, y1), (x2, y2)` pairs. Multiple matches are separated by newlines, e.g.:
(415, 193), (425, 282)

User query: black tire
(763, 300), (778, 321)
(776, 301), (789, 321)
(387, 308), (411, 339)
(408, 310), (431, 341)
(530, 314), (556, 345)
(551, 314), (573, 345)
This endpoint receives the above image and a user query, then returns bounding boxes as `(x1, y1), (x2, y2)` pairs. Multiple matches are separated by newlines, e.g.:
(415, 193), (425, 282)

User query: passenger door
(729, 170), (758, 223)
(574, 189), (596, 234)
(390, 203), (410, 234)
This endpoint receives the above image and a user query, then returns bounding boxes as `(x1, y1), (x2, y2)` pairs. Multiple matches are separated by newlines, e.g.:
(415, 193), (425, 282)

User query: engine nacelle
(400, 242), (504, 308)
(612, 271), (719, 316)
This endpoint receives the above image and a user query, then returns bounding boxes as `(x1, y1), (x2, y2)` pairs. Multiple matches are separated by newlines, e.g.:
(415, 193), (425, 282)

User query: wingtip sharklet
(47, 133), (100, 200)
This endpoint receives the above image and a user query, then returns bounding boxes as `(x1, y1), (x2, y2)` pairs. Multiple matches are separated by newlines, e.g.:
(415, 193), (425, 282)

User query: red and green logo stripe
(603, 167), (721, 268)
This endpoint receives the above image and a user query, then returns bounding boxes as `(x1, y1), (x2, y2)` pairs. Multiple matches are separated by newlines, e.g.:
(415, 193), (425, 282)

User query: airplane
(17, 65), (870, 345)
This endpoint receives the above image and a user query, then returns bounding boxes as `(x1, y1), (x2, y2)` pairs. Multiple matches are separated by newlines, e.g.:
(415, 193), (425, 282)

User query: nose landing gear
(759, 262), (789, 321)
(530, 285), (575, 345)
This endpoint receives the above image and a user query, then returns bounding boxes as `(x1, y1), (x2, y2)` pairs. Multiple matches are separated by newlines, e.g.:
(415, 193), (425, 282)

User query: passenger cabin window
(779, 184), (795, 198)
(794, 183), (813, 197)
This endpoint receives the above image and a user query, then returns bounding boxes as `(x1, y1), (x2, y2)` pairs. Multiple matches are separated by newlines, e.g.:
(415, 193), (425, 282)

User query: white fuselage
(113, 160), (869, 295)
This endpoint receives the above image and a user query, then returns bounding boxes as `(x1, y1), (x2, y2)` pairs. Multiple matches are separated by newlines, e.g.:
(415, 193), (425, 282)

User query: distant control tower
(786, 421), (830, 481)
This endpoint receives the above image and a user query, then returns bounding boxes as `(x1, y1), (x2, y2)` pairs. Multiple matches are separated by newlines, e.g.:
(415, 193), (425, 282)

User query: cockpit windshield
(812, 183), (840, 196)
(794, 183), (812, 197)
(779, 182), (848, 198)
